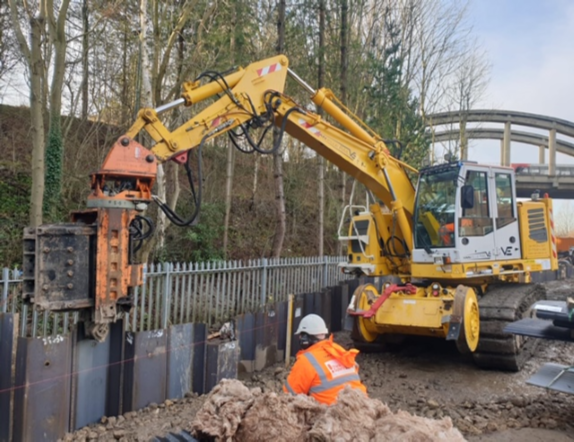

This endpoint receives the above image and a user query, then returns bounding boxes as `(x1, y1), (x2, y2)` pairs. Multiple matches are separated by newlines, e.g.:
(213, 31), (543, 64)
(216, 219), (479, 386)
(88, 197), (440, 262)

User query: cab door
(457, 167), (496, 261)
(491, 171), (521, 260)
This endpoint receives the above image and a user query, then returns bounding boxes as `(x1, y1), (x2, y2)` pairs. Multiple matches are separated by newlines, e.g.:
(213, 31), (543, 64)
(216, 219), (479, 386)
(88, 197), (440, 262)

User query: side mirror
(461, 184), (474, 209)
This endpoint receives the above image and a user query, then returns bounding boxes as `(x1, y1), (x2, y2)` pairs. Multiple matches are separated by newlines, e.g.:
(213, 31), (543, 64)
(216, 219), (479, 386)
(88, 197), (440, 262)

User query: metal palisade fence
(1, 256), (350, 337)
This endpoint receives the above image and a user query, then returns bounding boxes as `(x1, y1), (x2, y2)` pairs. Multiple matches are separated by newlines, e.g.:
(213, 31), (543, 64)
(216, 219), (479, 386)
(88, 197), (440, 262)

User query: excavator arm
(96, 55), (417, 261)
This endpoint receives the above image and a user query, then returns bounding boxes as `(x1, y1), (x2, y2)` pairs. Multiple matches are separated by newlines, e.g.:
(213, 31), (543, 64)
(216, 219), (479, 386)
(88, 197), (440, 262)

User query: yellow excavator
(23, 55), (560, 370)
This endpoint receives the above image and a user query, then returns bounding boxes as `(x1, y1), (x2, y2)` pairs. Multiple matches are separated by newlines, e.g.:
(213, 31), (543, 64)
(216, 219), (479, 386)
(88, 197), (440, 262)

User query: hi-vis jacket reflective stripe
(283, 335), (367, 405)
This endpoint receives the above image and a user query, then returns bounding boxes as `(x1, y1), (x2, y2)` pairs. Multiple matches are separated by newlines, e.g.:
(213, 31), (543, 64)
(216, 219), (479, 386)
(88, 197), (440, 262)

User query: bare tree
(80, 0), (89, 120)
(555, 202), (574, 237)
(317, 0), (326, 257)
(135, 0), (218, 261)
(0, 1), (18, 97)
(9, 0), (73, 222)
(223, 3), (238, 257)
(271, 0), (287, 258)
(445, 47), (490, 159)
(337, 0), (348, 257)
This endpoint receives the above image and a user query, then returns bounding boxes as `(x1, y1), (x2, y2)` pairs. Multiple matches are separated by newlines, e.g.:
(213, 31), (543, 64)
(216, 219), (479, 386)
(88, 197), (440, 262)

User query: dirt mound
(191, 379), (466, 441)
(191, 379), (254, 439)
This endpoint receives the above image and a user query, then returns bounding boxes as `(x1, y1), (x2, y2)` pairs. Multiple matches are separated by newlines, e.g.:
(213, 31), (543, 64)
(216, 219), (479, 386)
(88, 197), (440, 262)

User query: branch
(8, 0), (32, 63)
(155, 0), (199, 98)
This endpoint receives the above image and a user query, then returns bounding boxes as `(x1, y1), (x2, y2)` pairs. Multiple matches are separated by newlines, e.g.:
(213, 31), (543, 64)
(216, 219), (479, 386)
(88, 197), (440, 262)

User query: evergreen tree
(364, 21), (429, 169)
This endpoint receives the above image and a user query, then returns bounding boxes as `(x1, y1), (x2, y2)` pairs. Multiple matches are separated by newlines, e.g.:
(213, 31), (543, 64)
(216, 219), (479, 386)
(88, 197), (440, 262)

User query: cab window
(459, 170), (493, 237)
(495, 173), (515, 228)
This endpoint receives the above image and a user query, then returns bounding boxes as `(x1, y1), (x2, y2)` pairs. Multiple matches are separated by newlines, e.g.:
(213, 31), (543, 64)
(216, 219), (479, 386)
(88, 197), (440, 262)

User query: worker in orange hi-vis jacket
(283, 314), (367, 405)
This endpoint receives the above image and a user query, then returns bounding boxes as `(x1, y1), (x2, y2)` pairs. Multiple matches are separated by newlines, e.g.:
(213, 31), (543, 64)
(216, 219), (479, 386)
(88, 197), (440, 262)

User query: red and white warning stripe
(298, 119), (321, 136)
(257, 62), (282, 77)
(549, 208), (557, 259)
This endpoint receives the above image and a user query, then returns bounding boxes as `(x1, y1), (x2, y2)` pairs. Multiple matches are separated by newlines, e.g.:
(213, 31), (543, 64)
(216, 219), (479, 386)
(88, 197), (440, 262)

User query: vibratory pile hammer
(22, 55), (566, 371)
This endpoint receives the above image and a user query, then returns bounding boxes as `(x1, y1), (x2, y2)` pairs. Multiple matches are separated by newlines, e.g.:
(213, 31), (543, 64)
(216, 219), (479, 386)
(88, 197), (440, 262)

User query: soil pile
(191, 379), (466, 441)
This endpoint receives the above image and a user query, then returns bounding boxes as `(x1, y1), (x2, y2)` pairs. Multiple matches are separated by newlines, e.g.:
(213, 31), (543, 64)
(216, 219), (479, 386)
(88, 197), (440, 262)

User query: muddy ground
(65, 280), (574, 441)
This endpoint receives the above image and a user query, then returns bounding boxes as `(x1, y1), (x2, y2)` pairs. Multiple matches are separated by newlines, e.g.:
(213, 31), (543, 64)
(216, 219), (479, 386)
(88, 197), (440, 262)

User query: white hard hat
(295, 314), (328, 335)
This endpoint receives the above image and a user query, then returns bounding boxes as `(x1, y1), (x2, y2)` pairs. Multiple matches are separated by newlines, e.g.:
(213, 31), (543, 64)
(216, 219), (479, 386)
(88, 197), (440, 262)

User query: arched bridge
(427, 110), (574, 198)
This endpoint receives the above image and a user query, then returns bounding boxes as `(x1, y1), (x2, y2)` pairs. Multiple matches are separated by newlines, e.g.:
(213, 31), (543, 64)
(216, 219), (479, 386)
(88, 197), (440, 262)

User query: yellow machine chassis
(352, 282), (480, 353)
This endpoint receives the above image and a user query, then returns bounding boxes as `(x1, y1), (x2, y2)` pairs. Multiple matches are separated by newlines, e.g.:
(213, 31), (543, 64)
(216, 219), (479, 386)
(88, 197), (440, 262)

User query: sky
(462, 0), (574, 169)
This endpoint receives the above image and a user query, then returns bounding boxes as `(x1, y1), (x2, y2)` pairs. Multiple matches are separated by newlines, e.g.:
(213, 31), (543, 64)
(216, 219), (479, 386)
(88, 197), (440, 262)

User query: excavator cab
(412, 161), (522, 271)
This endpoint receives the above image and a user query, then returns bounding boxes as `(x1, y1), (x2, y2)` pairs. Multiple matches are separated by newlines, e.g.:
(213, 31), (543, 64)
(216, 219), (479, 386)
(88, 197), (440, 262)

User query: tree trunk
(337, 0), (348, 256)
(271, 0), (286, 258)
(29, 17), (46, 227)
(121, 20), (129, 126)
(223, 4), (237, 258)
(317, 0), (325, 257)
(81, 0), (89, 120)
(39, 0), (70, 219)
(138, 0), (167, 262)
(251, 155), (260, 209)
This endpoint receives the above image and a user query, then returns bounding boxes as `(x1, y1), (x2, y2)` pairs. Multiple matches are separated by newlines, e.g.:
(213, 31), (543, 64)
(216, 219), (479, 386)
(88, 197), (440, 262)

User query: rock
(117, 415), (125, 424)
(100, 416), (108, 424)
(466, 425), (483, 436)
(263, 380), (277, 391)
(149, 402), (158, 410)
(113, 430), (127, 439)
(108, 416), (117, 425)
(511, 396), (527, 407)
(473, 415), (486, 425)
(448, 410), (461, 420)
(124, 411), (137, 420)
(165, 399), (174, 407)
(427, 399), (440, 409)
(542, 417), (558, 428)
(486, 422), (499, 432)
(184, 392), (194, 398)
(274, 367), (284, 375)
(475, 421), (489, 430)
(87, 432), (98, 440)
(398, 373), (407, 378)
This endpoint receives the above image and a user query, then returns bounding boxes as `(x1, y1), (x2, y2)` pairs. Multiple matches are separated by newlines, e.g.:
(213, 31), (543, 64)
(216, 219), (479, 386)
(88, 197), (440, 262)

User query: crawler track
(472, 284), (547, 371)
